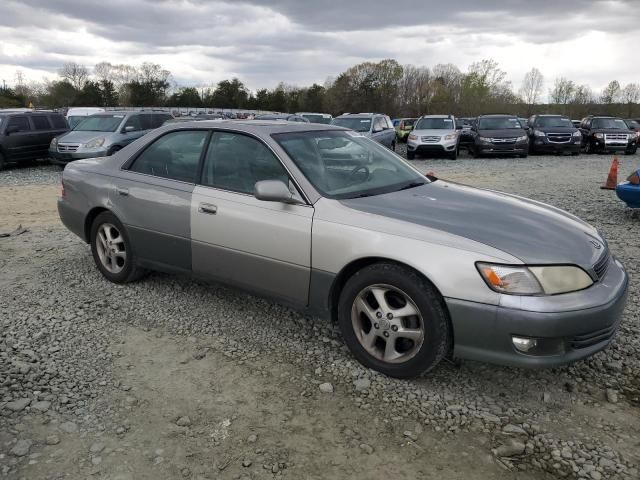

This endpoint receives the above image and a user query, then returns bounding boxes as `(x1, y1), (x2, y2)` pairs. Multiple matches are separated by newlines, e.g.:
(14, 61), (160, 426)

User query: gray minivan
(49, 111), (173, 165)
(331, 113), (396, 150)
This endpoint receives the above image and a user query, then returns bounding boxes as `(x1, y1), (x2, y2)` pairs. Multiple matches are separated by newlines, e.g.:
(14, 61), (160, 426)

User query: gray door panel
(191, 186), (313, 306)
(109, 173), (194, 271)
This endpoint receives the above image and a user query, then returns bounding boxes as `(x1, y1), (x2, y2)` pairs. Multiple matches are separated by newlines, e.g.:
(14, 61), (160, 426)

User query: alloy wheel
(351, 284), (425, 364)
(95, 223), (127, 274)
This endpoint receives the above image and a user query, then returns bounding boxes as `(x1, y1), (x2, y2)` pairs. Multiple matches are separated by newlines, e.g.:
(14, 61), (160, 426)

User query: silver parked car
(407, 115), (461, 160)
(332, 113), (396, 151)
(58, 121), (628, 378)
(49, 111), (173, 165)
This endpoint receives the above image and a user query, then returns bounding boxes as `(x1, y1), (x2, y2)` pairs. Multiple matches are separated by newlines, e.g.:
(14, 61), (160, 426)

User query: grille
(421, 136), (440, 143)
(604, 133), (628, 142)
(57, 143), (80, 153)
(547, 133), (572, 143)
(593, 249), (610, 280)
(570, 325), (616, 349)
(490, 137), (517, 143)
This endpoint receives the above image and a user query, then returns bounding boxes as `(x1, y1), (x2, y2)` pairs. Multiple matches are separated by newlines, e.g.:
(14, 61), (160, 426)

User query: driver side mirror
(455, 125), (462, 130)
(254, 180), (303, 205)
(5, 125), (20, 135)
(123, 125), (137, 133)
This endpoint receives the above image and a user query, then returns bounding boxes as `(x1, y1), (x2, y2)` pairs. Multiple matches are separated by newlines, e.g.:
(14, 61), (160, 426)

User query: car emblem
(589, 240), (602, 250)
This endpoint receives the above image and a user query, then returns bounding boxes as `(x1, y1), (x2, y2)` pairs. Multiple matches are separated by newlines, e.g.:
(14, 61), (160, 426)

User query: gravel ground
(1, 151), (639, 479)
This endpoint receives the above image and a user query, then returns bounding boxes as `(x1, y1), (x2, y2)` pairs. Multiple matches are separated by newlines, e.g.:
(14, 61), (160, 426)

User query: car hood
(58, 131), (111, 144)
(340, 181), (604, 268)
(477, 129), (526, 137)
(411, 129), (455, 137)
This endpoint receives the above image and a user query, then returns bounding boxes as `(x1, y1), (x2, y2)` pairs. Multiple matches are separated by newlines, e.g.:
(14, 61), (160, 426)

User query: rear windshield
(331, 117), (371, 132)
(414, 118), (454, 130)
(477, 117), (522, 130)
(302, 114), (331, 124)
(74, 114), (124, 132)
(536, 117), (573, 128)
(592, 118), (629, 129)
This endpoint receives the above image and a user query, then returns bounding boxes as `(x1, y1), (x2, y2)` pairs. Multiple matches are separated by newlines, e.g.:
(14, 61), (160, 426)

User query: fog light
(512, 336), (537, 353)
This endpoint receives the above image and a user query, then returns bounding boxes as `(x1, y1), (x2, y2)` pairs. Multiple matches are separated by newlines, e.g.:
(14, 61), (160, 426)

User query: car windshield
(478, 117), (522, 129)
(592, 118), (629, 129)
(332, 117), (372, 132)
(302, 114), (331, 124)
(74, 115), (124, 132)
(67, 116), (86, 129)
(273, 130), (426, 200)
(536, 117), (573, 128)
(414, 118), (454, 130)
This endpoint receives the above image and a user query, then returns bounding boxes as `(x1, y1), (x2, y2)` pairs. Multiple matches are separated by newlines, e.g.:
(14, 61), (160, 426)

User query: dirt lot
(1, 152), (639, 480)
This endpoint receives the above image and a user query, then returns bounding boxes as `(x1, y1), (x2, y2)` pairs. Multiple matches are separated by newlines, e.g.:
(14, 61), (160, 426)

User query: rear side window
(139, 114), (154, 130)
(49, 115), (68, 129)
(32, 115), (52, 130)
(128, 130), (208, 182)
(7, 116), (31, 132)
(153, 114), (173, 128)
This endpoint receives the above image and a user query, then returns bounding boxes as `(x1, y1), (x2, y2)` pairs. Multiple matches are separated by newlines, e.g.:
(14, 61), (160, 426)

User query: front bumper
(407, 141), (457, 154)
(475, 142), (528, 155)
(49, 148), (108, 164)
(446, 256), (628, 367)
(532, 140), (581, 154)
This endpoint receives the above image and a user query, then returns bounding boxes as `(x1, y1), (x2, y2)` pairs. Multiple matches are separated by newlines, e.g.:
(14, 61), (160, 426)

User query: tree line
(1, 59), (639, 119)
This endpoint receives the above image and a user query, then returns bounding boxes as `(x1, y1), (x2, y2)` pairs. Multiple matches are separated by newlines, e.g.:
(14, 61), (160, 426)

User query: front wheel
(625, 147), (637, 155)
(584, 141), (592, 154)
(337, 263), (451, 378)
(90, 212), (143, 284)
(390, 141), (396, 152)
(449, 148), (458, 160)
(0, 152), (5, 171)
(406, 150), (415, 160)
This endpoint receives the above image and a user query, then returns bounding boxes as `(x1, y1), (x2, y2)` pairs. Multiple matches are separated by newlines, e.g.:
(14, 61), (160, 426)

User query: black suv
(0, 110), (69, 169)
(579, 116), (637, 154)
(470, 114), (528, 158)
(526, 114), (582, 155)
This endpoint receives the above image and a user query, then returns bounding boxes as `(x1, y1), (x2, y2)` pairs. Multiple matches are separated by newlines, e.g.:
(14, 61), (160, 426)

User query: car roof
(336, 113), (378, 118)
(162, 119), (346, 135)
(419, 115), (452, 118)
(478, 114), (517, 118)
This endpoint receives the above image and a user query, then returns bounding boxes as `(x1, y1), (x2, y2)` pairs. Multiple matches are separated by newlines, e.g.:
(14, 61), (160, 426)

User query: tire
(584, 141), (592, 154)
(107, 146), (122, 156)
(472, 146), (480, 158)
(519, 154), (528, 158)
(390, 141), (396, 152)
(90, 211), (144, 284)
(625, 147), (637, 155)
(0, 152), (5, 171)
(406, 150), (415, 160)
(448, 148), (457, 160)
(337, 263), (451, 378)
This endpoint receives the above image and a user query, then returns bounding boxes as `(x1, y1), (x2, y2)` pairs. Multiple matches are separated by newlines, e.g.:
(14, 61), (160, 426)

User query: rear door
(3, 115), (35, 162)
(191, 130), (313, 306)
(30, 114), (56, 158)
(110, 129), (209, 272)
(121, 114), (147, 145)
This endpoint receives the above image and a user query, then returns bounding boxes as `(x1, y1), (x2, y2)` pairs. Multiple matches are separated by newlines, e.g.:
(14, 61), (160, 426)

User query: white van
(66, 107), (105, 129)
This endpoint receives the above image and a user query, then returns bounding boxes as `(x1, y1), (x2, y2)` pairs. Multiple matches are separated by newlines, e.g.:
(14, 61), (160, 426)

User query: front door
(191, 130), (313, 306)
(3, 115), (35, 162)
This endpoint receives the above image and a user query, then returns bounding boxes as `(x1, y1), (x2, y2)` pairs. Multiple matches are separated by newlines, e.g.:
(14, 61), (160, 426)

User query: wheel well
(83, 207), (109, 242)
(329, 257), (454, 352)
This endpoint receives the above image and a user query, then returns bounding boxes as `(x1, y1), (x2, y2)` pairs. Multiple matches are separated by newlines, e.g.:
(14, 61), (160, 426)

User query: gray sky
(1, 0), (637, 95)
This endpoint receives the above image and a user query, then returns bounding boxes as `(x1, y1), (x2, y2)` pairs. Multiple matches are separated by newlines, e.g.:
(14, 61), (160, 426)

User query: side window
(7, 116), (31, 132)
(373, 117), (385, 131)
(49, 115), (68, 129)
(32, 115), (52, 130)
(385, 117), (394, 129)
(128, 130), (208, 182)
(123, 115), (143, 132)
(201, 132), (289, 195)
(139, 114), (154, 130)
(153, 114), (172, 128)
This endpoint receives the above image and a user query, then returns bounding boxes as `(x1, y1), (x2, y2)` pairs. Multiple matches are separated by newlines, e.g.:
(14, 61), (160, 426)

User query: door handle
(198, 203), (217, 215)
(116, 188), (129, 196)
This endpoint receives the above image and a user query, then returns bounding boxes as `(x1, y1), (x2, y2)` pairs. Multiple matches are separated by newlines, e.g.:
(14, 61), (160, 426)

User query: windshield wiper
(396, 181), (426, 192)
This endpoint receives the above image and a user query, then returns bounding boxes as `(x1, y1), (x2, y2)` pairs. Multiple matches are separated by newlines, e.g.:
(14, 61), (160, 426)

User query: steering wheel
(349, 165), (370, 183)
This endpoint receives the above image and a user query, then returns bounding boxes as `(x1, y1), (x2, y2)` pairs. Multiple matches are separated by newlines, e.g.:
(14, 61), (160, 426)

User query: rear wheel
(337, 263), (450, 378)
(90, 212), (143, 284)
(406, 150), (415, 160)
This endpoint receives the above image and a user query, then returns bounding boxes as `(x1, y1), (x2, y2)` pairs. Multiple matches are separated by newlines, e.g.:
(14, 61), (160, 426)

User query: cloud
(0, 0), (638, 95)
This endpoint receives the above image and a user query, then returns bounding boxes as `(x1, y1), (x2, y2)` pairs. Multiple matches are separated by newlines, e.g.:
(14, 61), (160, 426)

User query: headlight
(477, 263), (593, 296)
(408, 134), (418, 141)
(84, 137), (106, 149)
(594, 133), (604, 139)
(572, 130), (582, 137)
(478, 136), (490, 142)
(516, 135), (528, 142)
(49, 137), (58, 148)
(444, 133), (457, 140)
(534, 130), (546, 137)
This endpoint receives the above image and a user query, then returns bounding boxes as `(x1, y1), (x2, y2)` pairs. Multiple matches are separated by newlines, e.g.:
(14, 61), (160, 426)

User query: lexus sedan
(58, 120), (628, 378)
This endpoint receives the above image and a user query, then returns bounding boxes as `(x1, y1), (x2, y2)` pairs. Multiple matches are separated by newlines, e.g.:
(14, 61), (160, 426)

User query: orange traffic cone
(601, 157), (619, 190)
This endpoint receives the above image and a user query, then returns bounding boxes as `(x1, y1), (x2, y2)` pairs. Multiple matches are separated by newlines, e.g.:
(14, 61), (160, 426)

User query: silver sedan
(58, 120), (628, 378)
